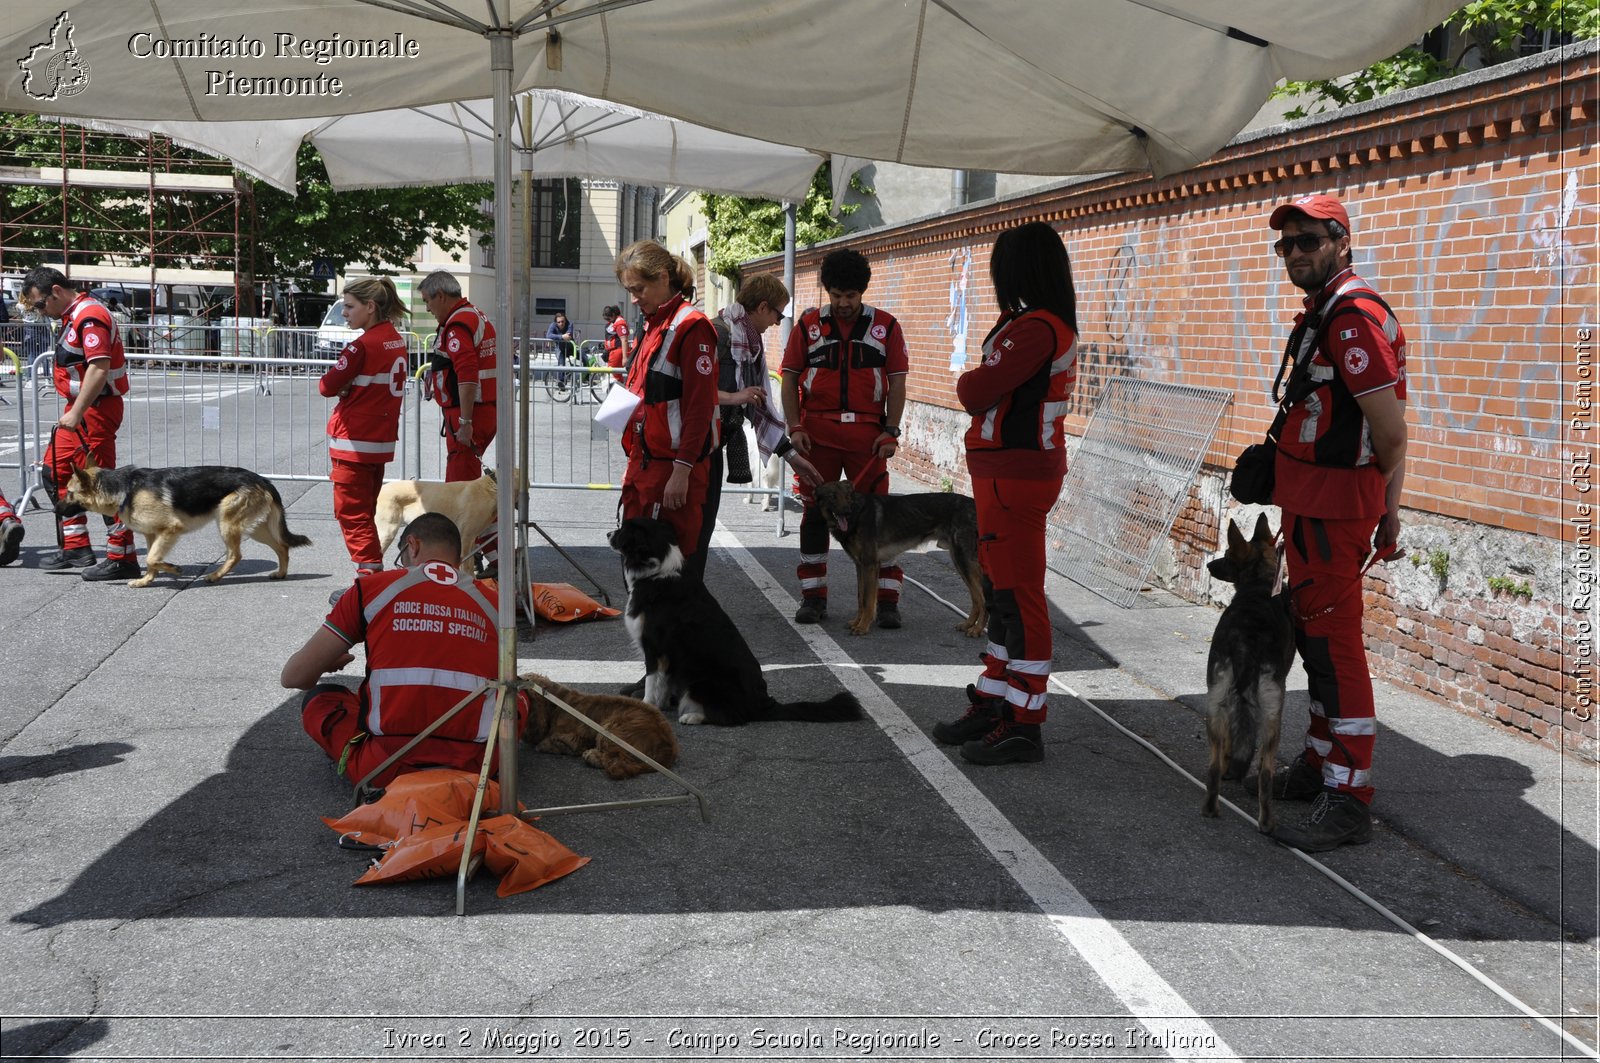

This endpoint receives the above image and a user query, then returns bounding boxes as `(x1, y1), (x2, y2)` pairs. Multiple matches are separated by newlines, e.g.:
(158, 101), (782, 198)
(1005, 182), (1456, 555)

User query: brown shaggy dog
(520, 673), (679, 780)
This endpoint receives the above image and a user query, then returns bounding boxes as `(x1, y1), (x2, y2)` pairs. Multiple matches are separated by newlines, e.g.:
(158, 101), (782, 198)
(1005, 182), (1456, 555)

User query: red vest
(792, 304), (901, 419)
(54, 293), (128, 401)
(332, 564), (499, 747)
(321, 321), (408, 464)
(963, 310), (1077, 456)
(428, 299), (497, 408)
(623, 296), (717, 462)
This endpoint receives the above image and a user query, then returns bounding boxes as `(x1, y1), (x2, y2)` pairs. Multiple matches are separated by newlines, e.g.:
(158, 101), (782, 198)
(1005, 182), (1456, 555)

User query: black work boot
(794, 596), (827, 624)
(0, 518), (23, 567)
(82, 556), (142, 582)
(41, 546), (95, 572)
(1270, 790), (1373, 852)
(931, 684), (1002, 745)
(876, 601), (902, 629)
(960, 718), (1044, 765)
(1244, 752), (1323, 802)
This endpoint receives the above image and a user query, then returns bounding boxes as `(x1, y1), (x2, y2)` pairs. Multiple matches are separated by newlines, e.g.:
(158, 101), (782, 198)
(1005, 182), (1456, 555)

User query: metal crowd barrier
(6, 325), (793, 527)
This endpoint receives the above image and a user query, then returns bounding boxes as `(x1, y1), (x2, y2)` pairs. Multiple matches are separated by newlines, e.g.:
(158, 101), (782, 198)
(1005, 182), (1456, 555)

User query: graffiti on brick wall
(1070, 236), (1182, 416)
(1411, 173), (1591, 457)
(944, 246), (974, 373)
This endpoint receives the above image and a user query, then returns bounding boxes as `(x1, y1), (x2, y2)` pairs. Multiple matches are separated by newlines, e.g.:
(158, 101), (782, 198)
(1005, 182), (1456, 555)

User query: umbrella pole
(517, 96), (537, 633)
(489, 28), (519, 830)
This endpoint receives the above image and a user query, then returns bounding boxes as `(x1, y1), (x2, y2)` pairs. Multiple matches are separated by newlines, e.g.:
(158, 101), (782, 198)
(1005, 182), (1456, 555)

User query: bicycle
(543, 337), (609, 404)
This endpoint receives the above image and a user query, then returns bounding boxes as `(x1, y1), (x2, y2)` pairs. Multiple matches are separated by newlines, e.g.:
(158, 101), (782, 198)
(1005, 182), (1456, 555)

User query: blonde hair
(736, 272), (789, 313)
(344, 276), (407, 326)
(615, 240), (695, 297)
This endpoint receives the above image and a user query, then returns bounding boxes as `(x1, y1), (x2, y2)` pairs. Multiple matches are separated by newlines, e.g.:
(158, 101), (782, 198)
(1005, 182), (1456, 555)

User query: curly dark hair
(819, 248), (871, 293)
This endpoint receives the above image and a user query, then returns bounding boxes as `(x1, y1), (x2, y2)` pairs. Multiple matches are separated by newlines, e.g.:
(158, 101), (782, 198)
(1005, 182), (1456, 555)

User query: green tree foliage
(1275, 0), (1598, 119)
(242, 143), (489, 286)
(0, 112), (489, 289)
(701, 163), (861, 282)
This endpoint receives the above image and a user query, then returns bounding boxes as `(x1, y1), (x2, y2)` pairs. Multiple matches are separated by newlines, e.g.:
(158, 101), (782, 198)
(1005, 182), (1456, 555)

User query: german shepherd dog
(608, 517), (863, 726)
(64, 462), (311, 588)
(1202, 513), (1296, 833)
(374, 467), (503, 568)
(812, 480), (986, 636)
(521, 673), (680, 780)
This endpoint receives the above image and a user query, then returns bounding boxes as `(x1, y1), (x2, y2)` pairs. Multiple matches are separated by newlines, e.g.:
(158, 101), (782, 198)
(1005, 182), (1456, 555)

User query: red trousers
(1282, 508), (1380, 804)
(47, 400), (134, 559)
(301, 684), (529, 790)
(330, 458), (385, 571)
(794, 422), (900, 603)
(0, 489), (14, 524)
(621, 454), (710, 560)
(442, 404), (496, 483)
(971, 475), (1062, 725)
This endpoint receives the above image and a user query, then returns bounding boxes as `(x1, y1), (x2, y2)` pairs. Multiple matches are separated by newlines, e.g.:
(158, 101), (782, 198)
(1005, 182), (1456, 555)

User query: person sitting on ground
(282, 512), (528, 789)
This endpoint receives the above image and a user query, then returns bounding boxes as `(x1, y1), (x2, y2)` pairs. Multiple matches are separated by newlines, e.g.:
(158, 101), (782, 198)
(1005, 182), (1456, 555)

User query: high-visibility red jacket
(1275, 267), (1407, 519)
(781, 304), (908, 420)
(621, 294), (717, 464)
(320, 320), (408, 464)
(324, 562), (500, 756)
(428, 298), (497, 408)
(604, 317), (630, 365)
(54, 293), (129, 402)
(959, 309), (1077, 479)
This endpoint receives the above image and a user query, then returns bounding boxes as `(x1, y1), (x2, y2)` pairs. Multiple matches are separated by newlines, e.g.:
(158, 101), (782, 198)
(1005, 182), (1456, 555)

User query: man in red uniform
(21, 267), (139, 580)
(780, 248), (908, 627)
(1255, 193), (1408, 852)
(283, 512), (527, 789)
(419, 270), (499, 575)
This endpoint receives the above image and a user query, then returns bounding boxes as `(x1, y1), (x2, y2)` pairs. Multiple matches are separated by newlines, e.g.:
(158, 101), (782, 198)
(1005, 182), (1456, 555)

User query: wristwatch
(882, 426), (901, 438)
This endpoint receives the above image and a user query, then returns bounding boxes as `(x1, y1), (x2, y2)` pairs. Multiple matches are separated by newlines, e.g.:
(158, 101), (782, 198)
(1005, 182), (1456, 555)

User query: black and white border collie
(607, 517), (862, 726)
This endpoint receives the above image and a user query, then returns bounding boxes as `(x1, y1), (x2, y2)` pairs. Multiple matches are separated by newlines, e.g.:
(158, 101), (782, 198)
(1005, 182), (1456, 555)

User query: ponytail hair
(615, 240), (695, 298)
(344, 276), (407, 326)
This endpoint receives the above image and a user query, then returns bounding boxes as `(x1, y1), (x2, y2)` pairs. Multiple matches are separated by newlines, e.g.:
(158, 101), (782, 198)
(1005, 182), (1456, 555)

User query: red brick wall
(749, 47), (1598, 758)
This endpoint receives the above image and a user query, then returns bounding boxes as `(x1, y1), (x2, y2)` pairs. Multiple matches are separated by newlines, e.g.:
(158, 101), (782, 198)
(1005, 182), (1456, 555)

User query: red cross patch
(423, 561), (459, 585)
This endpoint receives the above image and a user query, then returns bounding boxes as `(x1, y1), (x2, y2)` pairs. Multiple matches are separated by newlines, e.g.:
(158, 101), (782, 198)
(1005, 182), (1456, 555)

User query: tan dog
(374, 467), (506, 568)
(64, 461), (311, 588)
(521, 672), (679, 780)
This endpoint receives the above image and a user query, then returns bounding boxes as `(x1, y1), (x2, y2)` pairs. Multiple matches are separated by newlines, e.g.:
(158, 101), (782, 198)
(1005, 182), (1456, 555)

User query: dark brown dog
(1202, 513), (1296, 833)
(812, 480), (986, 636)
(521, 673), (679, 780)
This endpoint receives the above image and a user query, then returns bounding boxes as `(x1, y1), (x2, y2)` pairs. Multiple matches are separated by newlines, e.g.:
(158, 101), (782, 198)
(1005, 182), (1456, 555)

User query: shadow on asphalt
(0, 743), (135, 784)
(2, 1017), (111, 1059)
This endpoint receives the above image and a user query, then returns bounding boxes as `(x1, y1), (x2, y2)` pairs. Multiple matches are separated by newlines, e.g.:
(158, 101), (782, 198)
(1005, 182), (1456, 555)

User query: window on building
(530, 178), (582, 270)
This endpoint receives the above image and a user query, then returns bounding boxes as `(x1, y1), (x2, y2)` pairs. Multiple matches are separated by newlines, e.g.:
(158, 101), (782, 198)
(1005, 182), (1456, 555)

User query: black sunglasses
(1273, 233), (1330, 257)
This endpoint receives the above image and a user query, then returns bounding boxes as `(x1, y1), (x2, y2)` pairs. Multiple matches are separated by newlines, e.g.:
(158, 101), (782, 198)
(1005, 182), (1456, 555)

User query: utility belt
(806, 410), (882, 426)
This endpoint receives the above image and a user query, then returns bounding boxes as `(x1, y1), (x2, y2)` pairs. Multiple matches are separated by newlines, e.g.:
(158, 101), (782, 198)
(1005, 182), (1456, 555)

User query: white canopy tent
(3, 0), (1462, 908)
(73, 88), (826, 200)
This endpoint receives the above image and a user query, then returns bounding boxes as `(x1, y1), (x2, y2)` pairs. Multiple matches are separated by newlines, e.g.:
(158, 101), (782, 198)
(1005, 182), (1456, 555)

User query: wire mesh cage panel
(1049, 377), (1232, 608)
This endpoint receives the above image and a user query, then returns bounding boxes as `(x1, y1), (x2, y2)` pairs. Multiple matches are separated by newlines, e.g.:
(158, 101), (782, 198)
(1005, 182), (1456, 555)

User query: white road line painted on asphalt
(713, 525), (1242, 1062)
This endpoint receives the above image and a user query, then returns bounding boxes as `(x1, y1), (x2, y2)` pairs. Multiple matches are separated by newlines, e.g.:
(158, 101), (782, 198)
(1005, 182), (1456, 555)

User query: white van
(314, 300), (360, 359)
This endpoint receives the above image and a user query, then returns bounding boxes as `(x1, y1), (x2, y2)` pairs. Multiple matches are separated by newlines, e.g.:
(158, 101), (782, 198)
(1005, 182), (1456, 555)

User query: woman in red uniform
(602, 304), (630, 382)
(614, 241), (718, 564)
(319, 277), (409, 587)
(931, 221), (1079, 765)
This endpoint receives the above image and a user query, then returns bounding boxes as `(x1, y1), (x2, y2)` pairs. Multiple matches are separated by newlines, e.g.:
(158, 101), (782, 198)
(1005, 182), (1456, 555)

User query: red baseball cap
(1269, 193), (1351, 232)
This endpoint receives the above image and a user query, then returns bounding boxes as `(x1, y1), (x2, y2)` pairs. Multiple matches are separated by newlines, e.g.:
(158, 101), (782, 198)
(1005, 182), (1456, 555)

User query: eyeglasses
(1273, 233), (1330, 257)
(28, 295), (49, 311)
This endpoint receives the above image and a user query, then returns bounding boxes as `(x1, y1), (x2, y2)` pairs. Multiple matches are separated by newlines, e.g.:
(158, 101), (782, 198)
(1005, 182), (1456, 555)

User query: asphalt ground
(0, 376), (1596, 1061)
